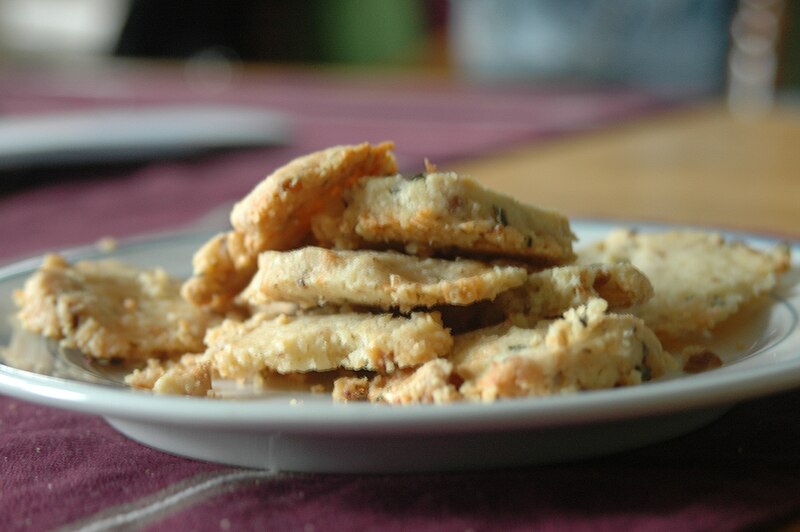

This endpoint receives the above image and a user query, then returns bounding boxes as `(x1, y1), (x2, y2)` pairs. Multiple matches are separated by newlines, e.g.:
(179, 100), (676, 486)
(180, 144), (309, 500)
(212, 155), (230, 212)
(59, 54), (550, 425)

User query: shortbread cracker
(332, 359), (461, 404)
(578, 229), (791, 337)
(453, 299), (673, 402)
(126, 354), (212, 396)
(183, 142), (397, 310)
(204, 311), (453, 378)
(331, 376), (371, 402)
(242, 247), (528, 312)
(496, 262), (654, 326)
(182, 230), (255, 312)
(368, 359), (461, 404)
(14, 255), (217, 360)
(311, 172), (576, 265)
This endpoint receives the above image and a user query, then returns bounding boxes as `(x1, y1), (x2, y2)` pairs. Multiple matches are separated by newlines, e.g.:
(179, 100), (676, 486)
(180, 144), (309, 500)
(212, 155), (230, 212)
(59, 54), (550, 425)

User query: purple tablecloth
(2, 67), (799, 531)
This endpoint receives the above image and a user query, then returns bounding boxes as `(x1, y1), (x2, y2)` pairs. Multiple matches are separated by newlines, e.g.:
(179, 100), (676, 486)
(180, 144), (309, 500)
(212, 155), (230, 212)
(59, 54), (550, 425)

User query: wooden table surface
(453, 104), (800, 239)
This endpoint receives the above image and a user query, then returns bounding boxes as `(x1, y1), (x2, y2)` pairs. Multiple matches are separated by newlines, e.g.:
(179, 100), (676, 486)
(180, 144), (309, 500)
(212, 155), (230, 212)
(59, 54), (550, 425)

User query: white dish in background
(0, 105), (290, 171)
(0, 221), (798, 473)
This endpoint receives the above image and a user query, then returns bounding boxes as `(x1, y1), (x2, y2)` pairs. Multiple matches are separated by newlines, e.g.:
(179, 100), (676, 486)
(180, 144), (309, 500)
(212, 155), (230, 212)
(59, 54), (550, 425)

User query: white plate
(0, 105), (290, 171)
(0, 221), (798, 473)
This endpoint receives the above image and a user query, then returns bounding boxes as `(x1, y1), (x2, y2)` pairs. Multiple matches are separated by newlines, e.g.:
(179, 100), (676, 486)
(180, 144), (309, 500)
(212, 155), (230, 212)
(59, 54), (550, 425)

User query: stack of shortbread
(12, 142), (791, 403)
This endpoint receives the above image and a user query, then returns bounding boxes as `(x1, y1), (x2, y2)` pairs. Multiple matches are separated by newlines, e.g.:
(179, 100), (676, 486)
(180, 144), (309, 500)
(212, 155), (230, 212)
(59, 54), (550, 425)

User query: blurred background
(0, 0), (797, 100)
(0, 0), (798, 267)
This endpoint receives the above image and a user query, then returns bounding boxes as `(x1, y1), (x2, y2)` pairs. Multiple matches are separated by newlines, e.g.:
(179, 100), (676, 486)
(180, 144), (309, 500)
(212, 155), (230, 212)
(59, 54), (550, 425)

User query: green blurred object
(317, 0), (426, 64)
(113, 0), (431, 65)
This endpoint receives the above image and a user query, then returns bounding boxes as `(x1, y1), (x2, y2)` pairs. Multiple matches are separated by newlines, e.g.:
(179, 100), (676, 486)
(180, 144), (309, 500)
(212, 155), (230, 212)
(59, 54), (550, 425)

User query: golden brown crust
(311, 172), (576, 265)
(231, 141), (397, 250)
(183, 142), (397, 311)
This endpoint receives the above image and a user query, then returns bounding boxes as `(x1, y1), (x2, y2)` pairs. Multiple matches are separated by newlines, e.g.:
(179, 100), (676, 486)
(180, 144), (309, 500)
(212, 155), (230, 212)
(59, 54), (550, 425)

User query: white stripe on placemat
(61, 469), (284, 532)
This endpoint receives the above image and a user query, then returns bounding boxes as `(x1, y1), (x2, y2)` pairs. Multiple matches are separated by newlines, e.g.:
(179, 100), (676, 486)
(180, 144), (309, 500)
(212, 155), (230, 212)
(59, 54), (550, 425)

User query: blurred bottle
(727, 0), (785, 116)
